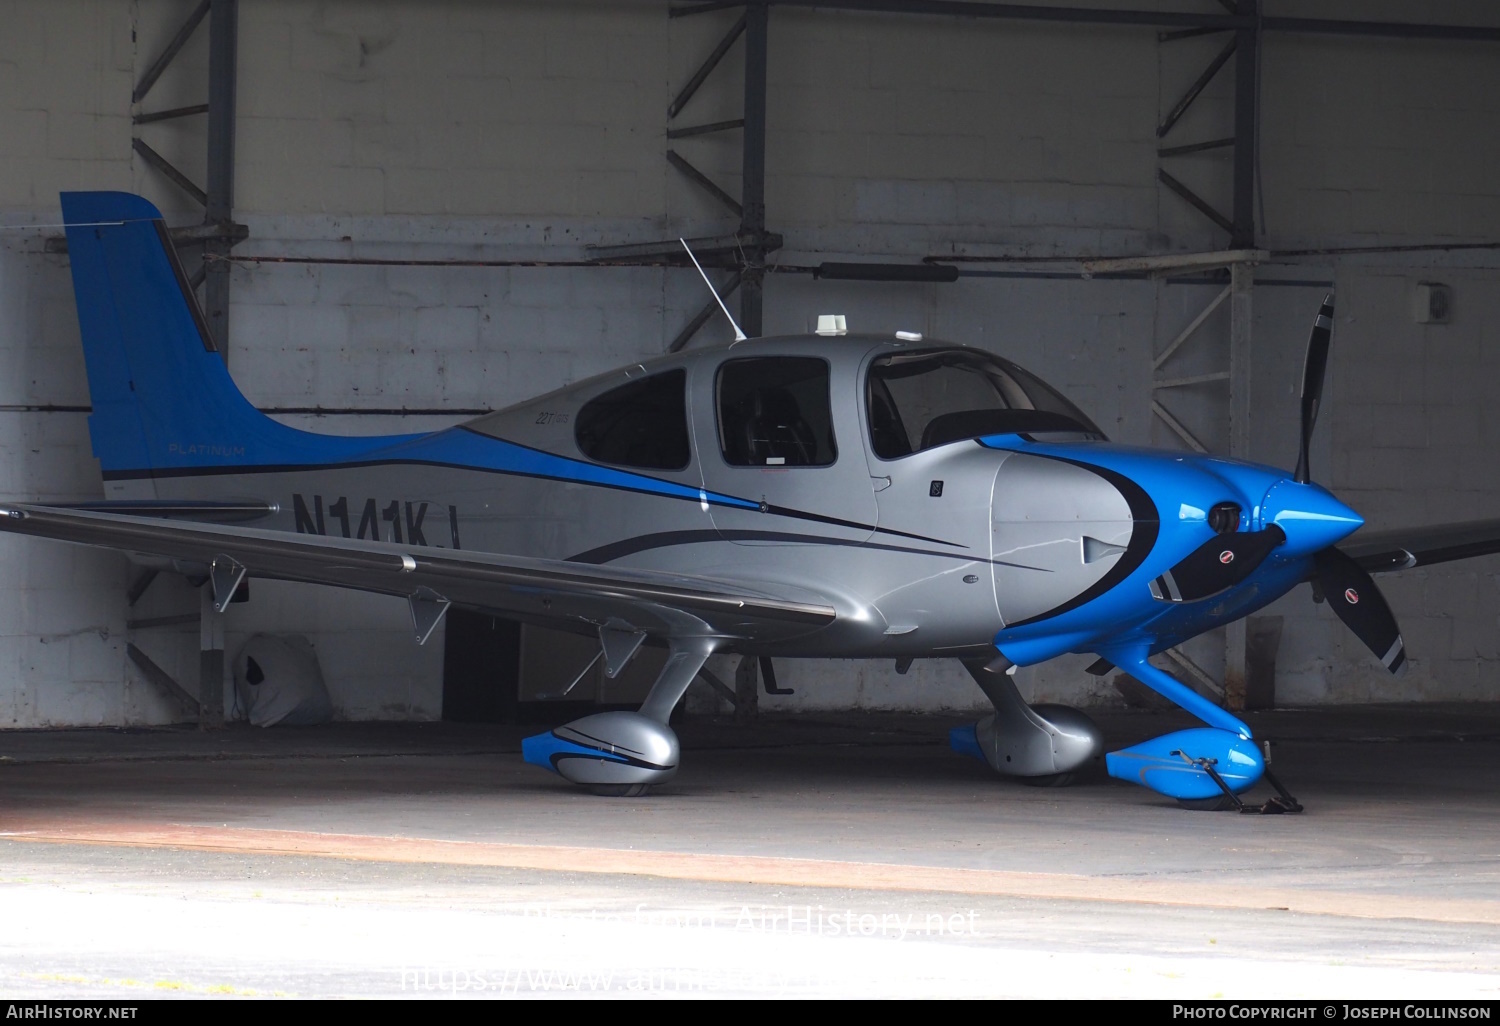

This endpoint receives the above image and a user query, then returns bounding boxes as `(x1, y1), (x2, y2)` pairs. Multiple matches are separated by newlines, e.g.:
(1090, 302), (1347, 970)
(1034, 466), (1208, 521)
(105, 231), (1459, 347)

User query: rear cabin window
(574, 369), (691, 470)
(717, 357), (836, 467)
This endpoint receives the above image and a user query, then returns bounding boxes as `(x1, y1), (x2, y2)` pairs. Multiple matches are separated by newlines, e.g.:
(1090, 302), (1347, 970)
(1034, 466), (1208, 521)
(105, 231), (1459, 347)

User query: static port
(1209, 502), (1241, 534)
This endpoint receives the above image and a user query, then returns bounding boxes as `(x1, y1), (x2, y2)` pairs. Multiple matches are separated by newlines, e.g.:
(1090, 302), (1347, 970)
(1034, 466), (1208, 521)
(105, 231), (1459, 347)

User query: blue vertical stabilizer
(59, 192), (414, 481)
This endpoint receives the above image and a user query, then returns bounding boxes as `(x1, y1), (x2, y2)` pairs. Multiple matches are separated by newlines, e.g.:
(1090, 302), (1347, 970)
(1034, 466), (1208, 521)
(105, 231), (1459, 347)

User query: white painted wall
(1, 0), (1498, 724)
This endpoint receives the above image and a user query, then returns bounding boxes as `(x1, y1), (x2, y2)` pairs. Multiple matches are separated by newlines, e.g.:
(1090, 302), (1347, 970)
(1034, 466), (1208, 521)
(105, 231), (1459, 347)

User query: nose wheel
(1174, 750), (1304, 814)
(1016, 772), (1077, 788)
(589, 783), (652, 798)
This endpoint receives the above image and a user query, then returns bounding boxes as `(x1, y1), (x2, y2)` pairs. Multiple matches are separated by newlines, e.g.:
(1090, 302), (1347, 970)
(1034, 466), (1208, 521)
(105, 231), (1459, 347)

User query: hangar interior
(1, 0), (1496, 728)
(5, 0), (1500, 1000)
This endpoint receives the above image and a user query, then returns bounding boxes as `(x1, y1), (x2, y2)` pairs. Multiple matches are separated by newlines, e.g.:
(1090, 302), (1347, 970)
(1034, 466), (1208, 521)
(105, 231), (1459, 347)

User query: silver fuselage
(102, 335), (1148, 658)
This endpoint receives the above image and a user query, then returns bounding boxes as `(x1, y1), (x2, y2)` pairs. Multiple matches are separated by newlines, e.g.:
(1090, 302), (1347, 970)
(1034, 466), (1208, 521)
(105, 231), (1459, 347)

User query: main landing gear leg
(522, 637), (717, 796)
(949, 656), (1104, 784)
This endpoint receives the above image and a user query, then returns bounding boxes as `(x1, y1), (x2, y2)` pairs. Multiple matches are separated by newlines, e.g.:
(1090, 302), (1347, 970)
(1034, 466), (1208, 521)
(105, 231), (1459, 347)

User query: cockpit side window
(574, 369), (691, 471)
(866, 349), (1103, 458)
(717, 357), (837, 467)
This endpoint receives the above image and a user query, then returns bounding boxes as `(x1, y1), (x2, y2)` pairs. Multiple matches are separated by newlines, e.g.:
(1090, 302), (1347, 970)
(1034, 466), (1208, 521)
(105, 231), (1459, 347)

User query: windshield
(866, 348), (1103, 458)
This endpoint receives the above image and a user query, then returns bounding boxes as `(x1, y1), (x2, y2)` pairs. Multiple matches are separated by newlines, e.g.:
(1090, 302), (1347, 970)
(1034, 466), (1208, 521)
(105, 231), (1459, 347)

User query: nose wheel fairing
(1105, 728), (1263, 800)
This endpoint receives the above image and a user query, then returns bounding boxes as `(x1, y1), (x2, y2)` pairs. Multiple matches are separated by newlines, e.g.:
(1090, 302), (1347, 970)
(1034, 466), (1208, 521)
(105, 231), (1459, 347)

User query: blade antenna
(680, 238), (747, 342)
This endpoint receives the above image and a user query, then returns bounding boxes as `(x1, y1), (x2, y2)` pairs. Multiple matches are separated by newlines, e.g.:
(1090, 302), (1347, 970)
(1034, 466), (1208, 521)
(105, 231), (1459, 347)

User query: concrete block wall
(0, 0), (1498, 725)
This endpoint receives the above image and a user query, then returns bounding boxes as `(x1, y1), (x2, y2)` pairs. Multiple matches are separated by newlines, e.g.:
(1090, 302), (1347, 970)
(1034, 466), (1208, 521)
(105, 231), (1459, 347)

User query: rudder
(60, 192), (399, 485)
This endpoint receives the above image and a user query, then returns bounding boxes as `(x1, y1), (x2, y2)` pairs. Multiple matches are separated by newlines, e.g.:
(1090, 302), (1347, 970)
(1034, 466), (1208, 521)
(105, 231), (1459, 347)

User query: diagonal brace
(1159, 37), (1237, 139)
(133, 0), (210, 104)
(668, 11), (748, 118)
(133, 138), (208, 206)
(1158, 168), (1234, 235)
(667, 150), (743, 217)
(670, 271), (742, 352)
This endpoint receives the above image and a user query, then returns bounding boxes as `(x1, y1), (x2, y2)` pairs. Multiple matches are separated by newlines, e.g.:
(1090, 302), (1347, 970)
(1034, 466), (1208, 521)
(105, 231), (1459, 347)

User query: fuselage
(104, 333), (1362, 662)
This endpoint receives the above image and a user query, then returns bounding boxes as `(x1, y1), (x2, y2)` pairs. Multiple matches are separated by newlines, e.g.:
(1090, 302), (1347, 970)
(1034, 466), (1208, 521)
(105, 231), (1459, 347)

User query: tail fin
(60, 192), (395, 483)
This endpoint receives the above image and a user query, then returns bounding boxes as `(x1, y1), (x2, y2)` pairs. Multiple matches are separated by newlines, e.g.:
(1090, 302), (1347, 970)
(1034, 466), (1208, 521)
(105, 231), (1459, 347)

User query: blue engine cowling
(1106, 727), (1264, 800)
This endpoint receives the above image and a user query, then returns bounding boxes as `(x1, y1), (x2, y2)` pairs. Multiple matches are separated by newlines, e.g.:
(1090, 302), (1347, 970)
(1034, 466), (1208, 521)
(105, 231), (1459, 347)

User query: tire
(588, 783), (651, 798)
(1016, 772), (1076, 788)
(1177, 793), (1240, 811)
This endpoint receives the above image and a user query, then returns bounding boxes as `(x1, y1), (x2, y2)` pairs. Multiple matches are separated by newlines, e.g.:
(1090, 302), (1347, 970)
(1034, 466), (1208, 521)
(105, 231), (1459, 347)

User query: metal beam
(671, 1), (748, 17)
(1159, 136), (1234, 158)
(587, 231), (779, 264)
(127, 614), (201, 630)
(1224, 260), (1254, 708)
(1162, 647), (1223, 698)
(1155, 370), (1230, 388)
(1232, 0), (1258, 249)
(127, 569), (159, 607)
(132, 0), (210, 104)
(204, 0), (238, 360)
(199, 582), (225, 729)
(133, 103), (210, 126)
(666, 150), (743, 216)
(771, 0), (1241, 30)
(668, 11), (747, 119)
(718, 1), (1500, 42)
(1085, 250), (1263, 276)
(1159, 26), (1228, 43)
(670, 271), (742, 352)
(1157, 37), (1235, 139)
(733, 654), (758, 723)
(43, 219), (247, 256)
(131, 138), (207, 206)
(126, 642), (200, 717)
(667, 118), (745, 139)
(1153, 284), (1229, 369)
(1261, 14), (1500, 42)
(694, 666), (739, 707)
(1157, 167), (1234, 236)
(739, 1), (769, 338)
(1150, 399), (1208, 453)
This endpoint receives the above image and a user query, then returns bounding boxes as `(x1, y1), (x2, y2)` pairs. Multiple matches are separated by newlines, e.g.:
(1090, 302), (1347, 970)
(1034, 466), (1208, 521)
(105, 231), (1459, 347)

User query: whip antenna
(680, 238), (746, 341)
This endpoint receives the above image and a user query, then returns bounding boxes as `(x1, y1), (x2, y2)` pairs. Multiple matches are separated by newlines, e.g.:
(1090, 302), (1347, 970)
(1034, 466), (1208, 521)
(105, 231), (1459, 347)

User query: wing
(0, 504), (836, 643)
(1339, 518), (1500, 574)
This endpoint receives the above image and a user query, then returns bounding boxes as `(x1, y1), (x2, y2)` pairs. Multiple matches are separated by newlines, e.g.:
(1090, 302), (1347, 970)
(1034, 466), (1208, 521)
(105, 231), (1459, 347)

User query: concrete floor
(2, 706), (1500, 998)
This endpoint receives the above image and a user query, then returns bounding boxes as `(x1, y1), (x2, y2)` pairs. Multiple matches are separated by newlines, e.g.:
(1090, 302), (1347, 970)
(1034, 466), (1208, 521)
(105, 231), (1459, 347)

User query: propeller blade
(1313, 547), (1407, 673)
(1148, 526), (1286, 603)
(1294, 292), (1336, 484)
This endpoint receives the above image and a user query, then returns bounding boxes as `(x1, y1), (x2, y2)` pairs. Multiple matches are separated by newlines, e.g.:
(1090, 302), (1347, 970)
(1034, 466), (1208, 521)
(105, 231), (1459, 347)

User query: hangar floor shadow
(2, 705), (1500, 998)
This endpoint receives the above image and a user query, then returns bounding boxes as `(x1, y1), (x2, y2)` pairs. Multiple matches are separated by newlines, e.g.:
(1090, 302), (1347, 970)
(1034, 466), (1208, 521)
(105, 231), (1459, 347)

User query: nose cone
(1262, 479), (1364, 555)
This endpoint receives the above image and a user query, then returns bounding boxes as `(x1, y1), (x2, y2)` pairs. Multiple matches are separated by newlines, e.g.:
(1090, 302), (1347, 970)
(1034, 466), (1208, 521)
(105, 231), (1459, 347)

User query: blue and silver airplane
(6, 191), (1497, 808)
